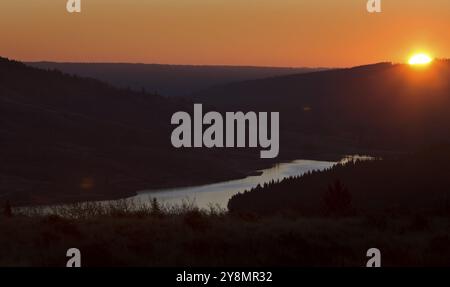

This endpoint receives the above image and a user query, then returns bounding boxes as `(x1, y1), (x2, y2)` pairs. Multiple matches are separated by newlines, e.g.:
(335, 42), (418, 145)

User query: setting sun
(408, 53), (433, 66)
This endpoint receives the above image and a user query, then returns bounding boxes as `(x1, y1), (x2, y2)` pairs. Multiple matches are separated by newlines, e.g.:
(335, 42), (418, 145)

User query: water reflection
(17, 155), (373, 214)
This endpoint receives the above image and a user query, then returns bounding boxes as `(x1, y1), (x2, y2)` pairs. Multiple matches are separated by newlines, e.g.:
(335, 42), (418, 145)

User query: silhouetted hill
(0, 57), (264, 205)
(228, 144), (450, 215)
(195, 60), (450, 152)
(27, 62), (323, 97)
(6, 57), (450, 206)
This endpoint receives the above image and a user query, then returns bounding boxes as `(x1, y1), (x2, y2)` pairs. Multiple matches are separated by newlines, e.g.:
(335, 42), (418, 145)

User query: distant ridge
(0, 57), (267, 206)
(194, 60), (450, 151)
(27, 61), (326, 97)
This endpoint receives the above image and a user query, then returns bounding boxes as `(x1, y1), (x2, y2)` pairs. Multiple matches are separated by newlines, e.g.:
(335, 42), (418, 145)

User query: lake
(129, 156), (368, 210)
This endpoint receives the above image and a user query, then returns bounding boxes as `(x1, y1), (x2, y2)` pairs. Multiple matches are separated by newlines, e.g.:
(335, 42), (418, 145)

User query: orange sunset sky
(0, 0), (449, 67)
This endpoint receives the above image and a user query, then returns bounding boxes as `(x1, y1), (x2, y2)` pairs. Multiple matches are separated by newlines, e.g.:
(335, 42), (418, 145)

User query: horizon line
(4, 55), (449, 70)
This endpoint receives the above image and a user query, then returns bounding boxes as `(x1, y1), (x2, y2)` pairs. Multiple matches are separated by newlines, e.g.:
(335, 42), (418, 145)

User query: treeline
(228, 145), (450, 216)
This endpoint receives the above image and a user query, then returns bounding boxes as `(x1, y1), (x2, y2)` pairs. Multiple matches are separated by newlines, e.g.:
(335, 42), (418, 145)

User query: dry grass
(1, 200), (450, 267)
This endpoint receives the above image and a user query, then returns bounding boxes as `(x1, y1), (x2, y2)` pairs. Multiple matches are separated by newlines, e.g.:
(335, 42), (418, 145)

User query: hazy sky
(0, 0), (449, 67)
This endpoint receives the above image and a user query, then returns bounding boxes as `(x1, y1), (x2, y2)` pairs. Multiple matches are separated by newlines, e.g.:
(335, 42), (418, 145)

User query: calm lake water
(129, 156), (368, 210)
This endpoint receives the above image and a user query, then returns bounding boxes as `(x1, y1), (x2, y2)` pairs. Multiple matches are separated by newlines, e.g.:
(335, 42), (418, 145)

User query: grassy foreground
(1, 200), (450, 267)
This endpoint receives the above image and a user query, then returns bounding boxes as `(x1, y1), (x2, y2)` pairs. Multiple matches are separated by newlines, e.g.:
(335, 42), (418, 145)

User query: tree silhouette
(151, 198), (162, 216)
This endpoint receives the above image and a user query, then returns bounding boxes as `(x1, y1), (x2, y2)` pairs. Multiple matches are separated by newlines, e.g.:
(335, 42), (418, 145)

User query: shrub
(184, 210), (210, 232)
(323, 180), (354, 217)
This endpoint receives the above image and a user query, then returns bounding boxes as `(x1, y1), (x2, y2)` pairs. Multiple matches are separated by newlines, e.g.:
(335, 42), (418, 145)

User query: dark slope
(27, 62), (324, 97)
(195, 61), (450, 153)
(228, 145), (450, 216)
(0, 58), (260, 205)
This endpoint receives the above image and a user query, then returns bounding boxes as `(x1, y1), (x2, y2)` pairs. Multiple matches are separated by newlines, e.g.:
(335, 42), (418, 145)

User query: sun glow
(408, 53), (433, 66)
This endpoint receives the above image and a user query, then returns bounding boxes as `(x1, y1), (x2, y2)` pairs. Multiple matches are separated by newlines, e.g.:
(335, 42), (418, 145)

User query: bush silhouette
(183, 210), (210, 232)
(323, 180), (353, 217)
